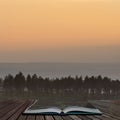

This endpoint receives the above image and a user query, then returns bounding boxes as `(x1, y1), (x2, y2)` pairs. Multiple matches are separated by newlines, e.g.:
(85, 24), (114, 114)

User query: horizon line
(0, 62), (119, 64)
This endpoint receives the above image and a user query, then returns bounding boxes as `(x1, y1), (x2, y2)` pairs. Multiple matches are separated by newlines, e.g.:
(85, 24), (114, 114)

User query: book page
(63, 106), (102, 114)
(24, 107), (62, 114)
(24, 100), (62, 114)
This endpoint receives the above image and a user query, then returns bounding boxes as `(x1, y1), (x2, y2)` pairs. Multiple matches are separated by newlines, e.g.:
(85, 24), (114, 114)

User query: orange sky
(0, 0), (120, 62)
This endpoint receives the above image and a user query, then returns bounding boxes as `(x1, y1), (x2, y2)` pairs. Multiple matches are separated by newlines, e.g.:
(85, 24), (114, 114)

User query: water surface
(0, 63), (119, 80)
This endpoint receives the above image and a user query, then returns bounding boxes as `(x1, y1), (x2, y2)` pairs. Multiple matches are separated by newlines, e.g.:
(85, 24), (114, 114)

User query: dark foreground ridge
(0, 100), (120, 120)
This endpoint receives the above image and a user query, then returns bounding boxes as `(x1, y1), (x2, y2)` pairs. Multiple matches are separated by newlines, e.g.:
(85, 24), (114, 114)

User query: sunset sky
(0, 0), (120, 63)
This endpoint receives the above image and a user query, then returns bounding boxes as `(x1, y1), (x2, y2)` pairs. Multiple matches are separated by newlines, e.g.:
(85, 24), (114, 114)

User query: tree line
(1, 72), (120, 99)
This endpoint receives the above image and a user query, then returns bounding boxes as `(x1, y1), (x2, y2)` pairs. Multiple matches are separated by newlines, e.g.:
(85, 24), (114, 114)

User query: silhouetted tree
(0, 78), (2, 84)
(73, 76), (83, 93)
(3, 74), (14, 93)
(31, 74), (39, 93)
(102, 77), (111, 96)
(0, 78), (2, 86)
(14, 72), (25, 93)
(111, 80), (120, 97)
(83, 76), (90, 94)
(2, 72), (120, 99)
(95, 75), (103, 95)
(26, 74), (32, 93)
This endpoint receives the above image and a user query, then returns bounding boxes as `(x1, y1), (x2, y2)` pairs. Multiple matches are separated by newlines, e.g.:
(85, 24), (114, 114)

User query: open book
(23, 100), (102, 115)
